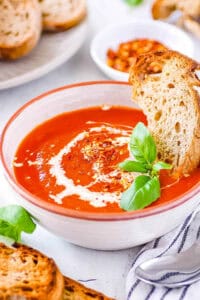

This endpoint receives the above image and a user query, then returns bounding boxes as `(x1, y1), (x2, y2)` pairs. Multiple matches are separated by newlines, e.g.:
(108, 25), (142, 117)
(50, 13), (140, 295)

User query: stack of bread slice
(152, 0), (200, 38)
(0, 242), (113, 299)
(0, 0), (87, 60)
(39, 0), (87, 32)
(0, 0), (41, 60)
(129, 50), (200, 177)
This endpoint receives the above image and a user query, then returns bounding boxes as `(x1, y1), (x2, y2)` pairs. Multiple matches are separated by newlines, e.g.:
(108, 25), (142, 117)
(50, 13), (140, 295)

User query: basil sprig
(0, 205), (36, 244)
(119, 122), (171, 211)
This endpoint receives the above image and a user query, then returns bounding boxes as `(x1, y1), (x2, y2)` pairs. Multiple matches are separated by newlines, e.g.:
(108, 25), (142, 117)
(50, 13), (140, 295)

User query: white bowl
(90, 20), (195, 81)
(1, 81), (200, 250)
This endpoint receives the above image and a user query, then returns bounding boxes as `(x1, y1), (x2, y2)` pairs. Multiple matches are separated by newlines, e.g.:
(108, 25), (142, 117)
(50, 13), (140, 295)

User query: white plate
(0, 20), (88, 90)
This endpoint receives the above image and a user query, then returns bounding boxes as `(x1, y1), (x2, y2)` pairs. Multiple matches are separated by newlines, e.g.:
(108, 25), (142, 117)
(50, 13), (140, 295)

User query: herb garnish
(125, 0), (143, 6)
(0, 205), (36, 244)
(119, 122), (171, 211)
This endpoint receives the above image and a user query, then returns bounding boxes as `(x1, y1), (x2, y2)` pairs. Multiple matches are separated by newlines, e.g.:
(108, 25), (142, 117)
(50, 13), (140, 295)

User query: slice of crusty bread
(39, 0), (87, 32)
(0, 0), (42, 60)
(152, 0), (200, 20)
(64, 276), (114, 300)
(152, 0), (200, 38)
(152, 0), (176, 20)
(178, 15), (200, 38)
(177, 0), (200, 18)
(129, 50), (200, 177)
(0, 243), (64, 299)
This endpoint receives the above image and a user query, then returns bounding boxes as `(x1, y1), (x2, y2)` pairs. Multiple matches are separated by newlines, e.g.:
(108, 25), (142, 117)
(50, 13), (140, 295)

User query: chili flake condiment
(106, 38), (168, 73)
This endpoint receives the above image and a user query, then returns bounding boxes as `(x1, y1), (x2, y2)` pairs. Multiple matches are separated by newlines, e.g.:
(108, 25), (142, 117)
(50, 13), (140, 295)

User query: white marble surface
(1, 1), (200, 299)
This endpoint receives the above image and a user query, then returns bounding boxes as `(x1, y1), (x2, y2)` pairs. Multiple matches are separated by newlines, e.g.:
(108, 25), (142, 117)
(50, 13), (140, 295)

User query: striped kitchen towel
(126, 208), (200, 300)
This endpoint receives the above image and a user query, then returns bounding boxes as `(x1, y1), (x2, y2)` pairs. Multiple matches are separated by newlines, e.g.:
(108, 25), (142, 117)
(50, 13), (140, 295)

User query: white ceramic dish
(90, 20), (194, 81)
(0, 20), (87, 90)
(1, 82), (200, 250)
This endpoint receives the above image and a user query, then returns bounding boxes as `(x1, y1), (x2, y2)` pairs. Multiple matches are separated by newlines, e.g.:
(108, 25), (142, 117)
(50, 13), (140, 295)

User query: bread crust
(152, 0), (200, 20)
(178, 15), (200, 38)
(0, 0), (42, 60)
(152, 0), (176, 19)
(0, 243), (64, 299)
(129, 50), (200, 177)
(177, 0), (200, 18)
(40, 0), (87, 32)
(64, 276), (114, 300)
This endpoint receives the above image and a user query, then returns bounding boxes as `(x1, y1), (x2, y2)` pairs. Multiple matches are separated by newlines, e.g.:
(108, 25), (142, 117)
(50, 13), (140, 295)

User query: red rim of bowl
(1, 81), (200, 221)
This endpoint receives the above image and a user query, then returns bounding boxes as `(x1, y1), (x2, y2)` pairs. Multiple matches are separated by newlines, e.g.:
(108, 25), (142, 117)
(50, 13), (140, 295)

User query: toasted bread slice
(178, 15), (200, 38)
(177, 0), (200, 17)
(0, 243), (64, 299)
(129, 50), (200, 177)
(64, 276), (114, 300)
(39, 0), (87, 32)
(0, 0), (42, 60)
(152, 0), (200, 20)
(152, 0), (176, 20)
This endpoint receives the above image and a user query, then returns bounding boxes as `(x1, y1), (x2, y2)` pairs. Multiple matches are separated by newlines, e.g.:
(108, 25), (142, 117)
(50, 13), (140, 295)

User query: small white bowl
(90, 20), (195, 81)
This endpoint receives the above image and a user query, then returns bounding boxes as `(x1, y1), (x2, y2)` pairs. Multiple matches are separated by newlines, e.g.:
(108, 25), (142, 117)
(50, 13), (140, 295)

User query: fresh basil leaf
(0, 234), (15, 246)
(0, 219), (20, 242)
(120, 175), (150, 210)
(118, 160), (147, 173)
(153, 161), (172, 172)
(125, 0), (143, 6)
(130, 122), (157, 164)
(120, 175), (160, 211)
(0, 205), (36, 242)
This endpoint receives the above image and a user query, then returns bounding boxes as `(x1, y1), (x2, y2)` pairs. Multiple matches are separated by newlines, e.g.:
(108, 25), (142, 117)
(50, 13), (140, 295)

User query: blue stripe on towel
(131, 248), (150, 268)
(131, 238), (161, 268)
(153, 237), (161, 248)
(160, 288), (172, 300)
(144, 286), (155, 300)
(157, 213), (193, 257)
(127, 279), (140, 300)
(177, 226), (190, 253)
(179, 286), (189, 300)
(196, 225), (200, 240)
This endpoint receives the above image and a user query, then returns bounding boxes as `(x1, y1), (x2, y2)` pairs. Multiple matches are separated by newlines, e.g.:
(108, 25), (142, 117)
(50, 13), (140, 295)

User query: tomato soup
(14, 106), (200, 213)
